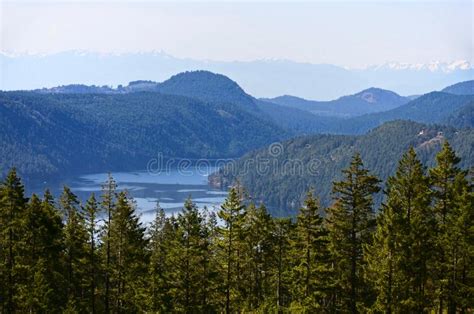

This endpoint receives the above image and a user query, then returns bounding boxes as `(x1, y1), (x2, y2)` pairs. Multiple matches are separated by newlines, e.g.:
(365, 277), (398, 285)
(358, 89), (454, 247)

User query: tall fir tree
(18, 191), (64, 312)
(60, 186), (88, 312)
(100, 173), (117, 314)
(450, 178), (474, 312)
(289, 191), (332, 312)
(326, 153), (380, 313)
(429, 141), (471, 313)
(240, 203), (275, 311)
(272, 218), (294, 312)
(147, 203), (175, 312)
(84, 193), (100, 313)
(168, 198), (218, 312)
(217, 187), (247, 313)
(366, 148), (435, 313)
(0, 168), (28, 313)
(107, 191), (148, 313)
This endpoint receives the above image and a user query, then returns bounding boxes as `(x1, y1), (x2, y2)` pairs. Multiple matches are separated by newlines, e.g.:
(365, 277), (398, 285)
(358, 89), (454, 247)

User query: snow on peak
(367, 60), (472, 73)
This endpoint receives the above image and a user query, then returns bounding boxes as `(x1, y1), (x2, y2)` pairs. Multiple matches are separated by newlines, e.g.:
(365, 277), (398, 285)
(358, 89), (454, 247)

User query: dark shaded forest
(1, 142), (472, 313)
(213, 120), (474, 212)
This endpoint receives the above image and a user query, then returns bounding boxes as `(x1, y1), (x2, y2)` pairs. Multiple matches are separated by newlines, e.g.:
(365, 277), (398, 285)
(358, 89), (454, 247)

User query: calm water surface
(29, 167), (227, 224)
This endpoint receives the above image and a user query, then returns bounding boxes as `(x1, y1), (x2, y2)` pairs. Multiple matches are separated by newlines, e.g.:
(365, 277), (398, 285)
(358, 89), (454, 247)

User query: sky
(1, 0), (473, 67)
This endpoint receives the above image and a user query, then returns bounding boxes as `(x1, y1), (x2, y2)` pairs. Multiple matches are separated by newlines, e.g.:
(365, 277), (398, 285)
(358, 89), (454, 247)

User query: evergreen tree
(147, 204), (175, 312)
(108, 191), (148, 312)
(84, 193), (100, 313)
(168, 198), (216, 312)
(60, 186), (88, 311)
(200, 207), (221, 311)
(217, 187), (247, 313)
(0, 168), (28, 313)
(430, 142), (471, 313)
(289, 191), (332, 312)
(19, 191), (64, 312)
(271, 218), (294, 312)
(100, 173), (117, 313)
(326, 153), (380, 313)
(366, 148), (435, 313)
(240, 203), (275, 311)
(450, 180), (474, 313)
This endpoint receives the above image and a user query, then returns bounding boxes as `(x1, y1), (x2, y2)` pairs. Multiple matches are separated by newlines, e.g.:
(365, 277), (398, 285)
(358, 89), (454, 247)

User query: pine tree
(272, 218), (294, 312)
(366, 148), (435, 313)
(0, 168), (28, 313)
(100, 173), (117, 314)
(217, 187), (247, 313)
(199, 207), (221, 311)
(108, 191), (148, 312)
(289, 191), (332, 312)
(430, 142), (471, 313)
(60, 186), (88, 311)
(168, 198), (216, 312)
(84, 193), (100, 313)
(18, 191), (64, 312)
(147, 203), (175, 312)
(451, 180), (474, 312)
(240, 203), (274, 311)
(326, 153), (380, 313)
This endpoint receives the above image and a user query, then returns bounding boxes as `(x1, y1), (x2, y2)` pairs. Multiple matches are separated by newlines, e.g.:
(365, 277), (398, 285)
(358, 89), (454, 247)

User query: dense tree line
(0, 142), (472, 313)
(214, 120), (474, 213)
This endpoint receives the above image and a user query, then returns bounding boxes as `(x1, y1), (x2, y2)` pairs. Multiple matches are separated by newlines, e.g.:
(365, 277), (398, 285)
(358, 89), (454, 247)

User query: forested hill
(441, 79), (474, 95)
(332, 92), (474, 134)
(210, 120), (474, 214)
(3, 72), (473, 181)
(0, 91), (287, 180)
(37, 70), (257, 109)
(263, 87), (410, 117)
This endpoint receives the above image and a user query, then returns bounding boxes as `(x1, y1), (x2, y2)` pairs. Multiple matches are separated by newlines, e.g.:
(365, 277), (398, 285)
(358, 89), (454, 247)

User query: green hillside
(210, 120), (474, 214)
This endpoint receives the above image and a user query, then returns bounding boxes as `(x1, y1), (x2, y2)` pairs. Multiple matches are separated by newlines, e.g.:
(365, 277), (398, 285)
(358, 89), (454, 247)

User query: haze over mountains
(1, 69), (473, 188)
(1, 51), (473, 99)
(263, 88), (411, 117)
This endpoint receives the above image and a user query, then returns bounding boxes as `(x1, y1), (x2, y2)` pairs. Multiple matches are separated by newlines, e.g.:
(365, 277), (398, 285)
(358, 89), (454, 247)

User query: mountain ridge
(3, 51), (473, 99)
(263, 87), (409, 117)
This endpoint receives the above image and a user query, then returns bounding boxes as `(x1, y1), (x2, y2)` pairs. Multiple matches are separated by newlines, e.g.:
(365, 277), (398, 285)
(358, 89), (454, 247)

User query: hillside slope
(334, 92), (474, 134)
(264, 87), (409, 117)
(441, 80), (474, 95)
(210, 120), (474, 215)
(0, 91), (287, 180)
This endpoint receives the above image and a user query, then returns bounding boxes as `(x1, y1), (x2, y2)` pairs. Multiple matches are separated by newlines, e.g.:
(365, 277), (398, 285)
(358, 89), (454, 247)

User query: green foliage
(365, 148), (435, 313)
(0, 90), (286, 179)
(289, 191), (333, 312)
(214, 120), (474, 214)
(0, 143), (473, 313)
(444, 102), (474, 128)
(326, 154), (380, 313)
(429, 142), (473, 313)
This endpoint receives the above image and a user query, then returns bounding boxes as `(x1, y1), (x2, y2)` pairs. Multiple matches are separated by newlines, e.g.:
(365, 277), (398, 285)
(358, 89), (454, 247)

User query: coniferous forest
(1, 142), (472, 313)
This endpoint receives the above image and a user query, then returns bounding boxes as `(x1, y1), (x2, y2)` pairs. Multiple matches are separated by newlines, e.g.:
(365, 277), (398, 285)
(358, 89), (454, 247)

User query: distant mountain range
(2, 51), (473, 99)
(262, 88), (410, 117)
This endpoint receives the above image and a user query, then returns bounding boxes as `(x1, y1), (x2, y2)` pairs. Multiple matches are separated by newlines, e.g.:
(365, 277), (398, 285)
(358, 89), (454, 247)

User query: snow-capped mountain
(1, 51), (473, 99)
(366, 60), (472, 73)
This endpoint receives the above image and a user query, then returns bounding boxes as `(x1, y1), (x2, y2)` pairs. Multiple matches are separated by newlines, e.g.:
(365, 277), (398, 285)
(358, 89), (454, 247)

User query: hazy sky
(1, 0), (472, 67)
